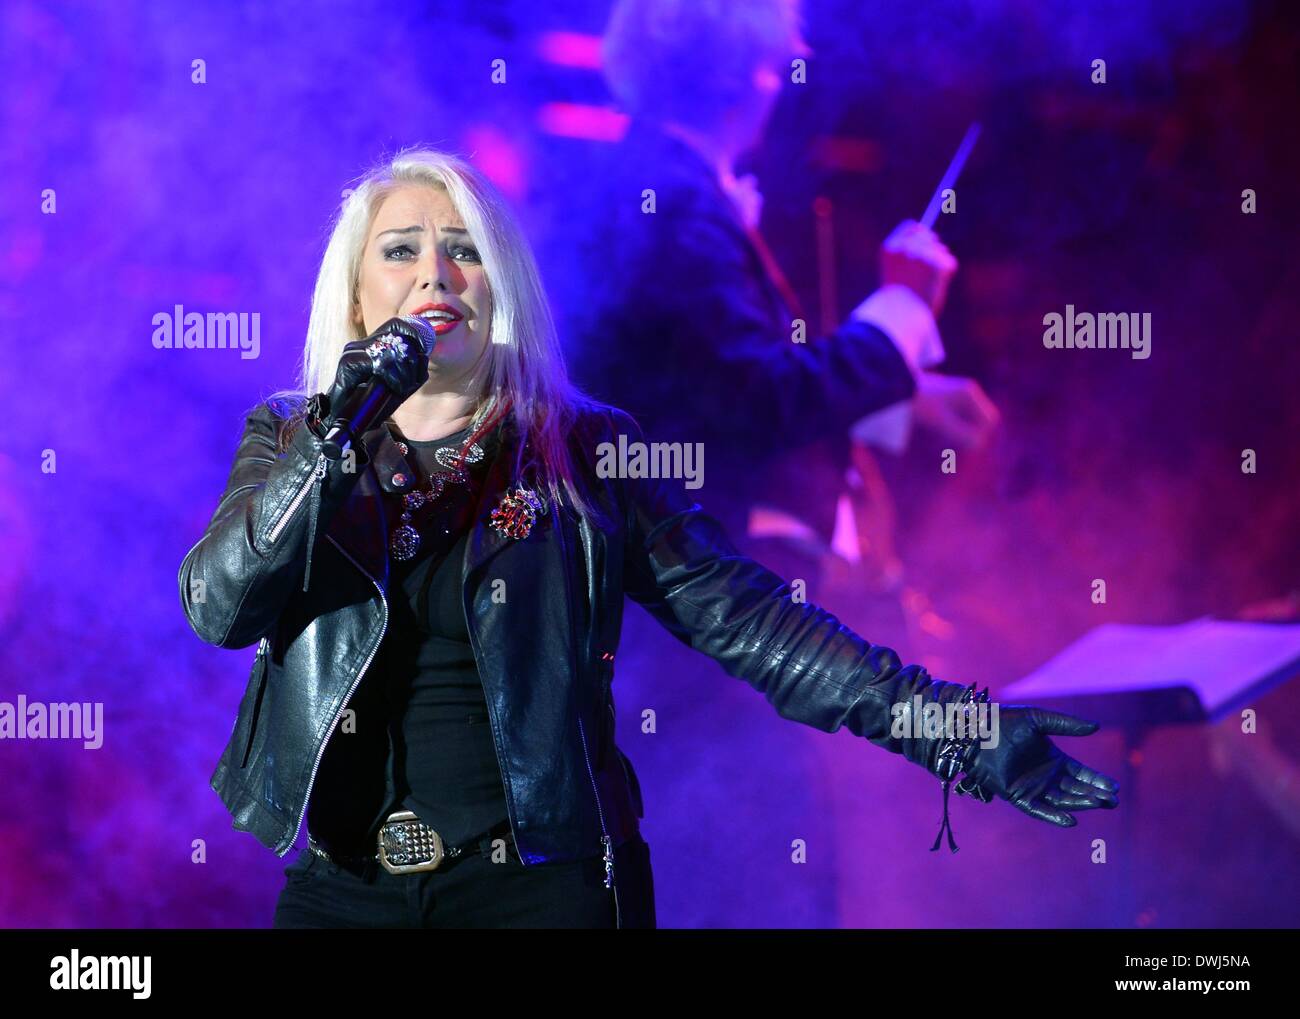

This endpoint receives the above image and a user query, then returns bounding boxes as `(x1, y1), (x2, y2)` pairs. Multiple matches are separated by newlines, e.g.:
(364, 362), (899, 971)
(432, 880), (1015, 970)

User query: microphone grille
(398, 315), (438, 356)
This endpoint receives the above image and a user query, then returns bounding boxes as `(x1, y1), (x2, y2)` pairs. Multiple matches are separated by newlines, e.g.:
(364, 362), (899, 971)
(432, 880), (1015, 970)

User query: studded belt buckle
(376, 809), (446, 874)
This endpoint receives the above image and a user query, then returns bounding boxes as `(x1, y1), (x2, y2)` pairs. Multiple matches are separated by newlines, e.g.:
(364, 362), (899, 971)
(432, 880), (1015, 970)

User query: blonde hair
(263, 146), (609, 521)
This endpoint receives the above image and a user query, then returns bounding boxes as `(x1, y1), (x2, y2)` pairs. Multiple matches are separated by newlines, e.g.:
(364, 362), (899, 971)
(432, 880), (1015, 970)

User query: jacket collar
(321, 417), (522, 594)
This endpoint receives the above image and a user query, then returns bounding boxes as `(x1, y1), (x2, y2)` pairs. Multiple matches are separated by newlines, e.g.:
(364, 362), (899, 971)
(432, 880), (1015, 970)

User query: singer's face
(351, 184), (492, 389)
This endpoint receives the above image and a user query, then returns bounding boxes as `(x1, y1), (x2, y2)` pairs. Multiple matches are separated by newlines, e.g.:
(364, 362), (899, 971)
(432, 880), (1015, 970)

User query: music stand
(1001, 617), (1300, 925)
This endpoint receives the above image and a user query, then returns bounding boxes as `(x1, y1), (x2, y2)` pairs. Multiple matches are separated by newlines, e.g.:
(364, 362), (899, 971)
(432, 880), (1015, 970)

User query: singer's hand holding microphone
(310, 316), (437, 460)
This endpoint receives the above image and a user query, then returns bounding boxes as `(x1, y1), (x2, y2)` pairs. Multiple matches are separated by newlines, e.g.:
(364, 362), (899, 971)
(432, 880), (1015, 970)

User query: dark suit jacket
(564, 119), (916, 547)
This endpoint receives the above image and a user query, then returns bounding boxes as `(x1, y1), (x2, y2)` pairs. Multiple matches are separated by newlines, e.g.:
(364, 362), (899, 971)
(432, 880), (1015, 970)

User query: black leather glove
(307, 317), (432, 437)
(958, 706), (1120, 826)
(845, 666), (1119, 851)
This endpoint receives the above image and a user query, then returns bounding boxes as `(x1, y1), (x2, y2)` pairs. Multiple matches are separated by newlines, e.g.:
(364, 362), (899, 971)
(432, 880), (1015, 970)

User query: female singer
(178, 147), (1118, 929)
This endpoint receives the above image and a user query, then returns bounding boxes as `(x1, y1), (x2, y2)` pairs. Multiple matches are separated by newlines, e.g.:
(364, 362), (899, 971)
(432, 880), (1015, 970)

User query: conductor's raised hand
(880, 219), (959, 317)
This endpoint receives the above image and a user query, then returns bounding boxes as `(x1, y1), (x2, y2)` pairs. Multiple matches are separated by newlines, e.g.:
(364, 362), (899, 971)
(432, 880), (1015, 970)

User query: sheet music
(1003, 617), (1300, 716)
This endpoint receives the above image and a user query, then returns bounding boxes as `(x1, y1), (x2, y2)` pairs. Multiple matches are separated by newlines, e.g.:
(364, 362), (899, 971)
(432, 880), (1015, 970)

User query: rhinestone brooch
(488, 485), (548, 540)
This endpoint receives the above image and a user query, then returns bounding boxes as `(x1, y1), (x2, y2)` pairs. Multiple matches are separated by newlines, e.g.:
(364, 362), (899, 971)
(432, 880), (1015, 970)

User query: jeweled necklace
(386, 427), (486, 562)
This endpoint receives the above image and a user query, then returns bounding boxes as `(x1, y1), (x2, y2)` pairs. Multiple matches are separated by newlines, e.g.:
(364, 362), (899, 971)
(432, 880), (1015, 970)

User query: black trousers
(272, 831), (655, 929)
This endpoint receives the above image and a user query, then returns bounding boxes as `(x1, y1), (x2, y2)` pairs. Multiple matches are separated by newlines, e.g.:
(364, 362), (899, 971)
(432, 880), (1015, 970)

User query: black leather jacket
(178, 397), (969, 892)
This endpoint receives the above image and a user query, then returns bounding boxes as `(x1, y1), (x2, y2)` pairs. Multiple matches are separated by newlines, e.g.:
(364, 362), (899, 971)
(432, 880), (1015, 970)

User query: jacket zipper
(238, 637), (272, 768)
(285, 535), (388, 854)
(553, 502), (618, 894)
(577, 713), (616, 891)
(266, 452), (327, 544)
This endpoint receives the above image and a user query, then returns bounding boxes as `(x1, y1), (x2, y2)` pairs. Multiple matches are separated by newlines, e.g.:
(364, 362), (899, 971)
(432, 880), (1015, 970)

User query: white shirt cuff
(849, 400), (914, 455)
(850, 283), (945, 376)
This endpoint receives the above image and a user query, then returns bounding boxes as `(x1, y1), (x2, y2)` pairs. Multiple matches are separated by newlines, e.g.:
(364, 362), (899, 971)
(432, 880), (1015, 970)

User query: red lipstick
(408, 302), (464, 335)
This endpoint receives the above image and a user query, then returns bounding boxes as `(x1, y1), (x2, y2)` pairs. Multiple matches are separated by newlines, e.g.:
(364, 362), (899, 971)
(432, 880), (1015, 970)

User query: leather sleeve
(177, 400), (369, 650)
(611, 406), (971, 776)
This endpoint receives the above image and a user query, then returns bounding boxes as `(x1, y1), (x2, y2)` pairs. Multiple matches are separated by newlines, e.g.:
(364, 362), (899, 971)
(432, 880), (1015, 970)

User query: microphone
(320, 316), (437, 460)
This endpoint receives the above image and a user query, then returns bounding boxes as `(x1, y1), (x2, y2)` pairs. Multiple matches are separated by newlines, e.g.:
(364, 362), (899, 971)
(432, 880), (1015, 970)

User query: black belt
(308, 811), (515, 875)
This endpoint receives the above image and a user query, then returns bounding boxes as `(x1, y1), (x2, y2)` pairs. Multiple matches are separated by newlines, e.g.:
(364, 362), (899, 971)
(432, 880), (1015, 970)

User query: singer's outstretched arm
(606, 405), (1120, 832)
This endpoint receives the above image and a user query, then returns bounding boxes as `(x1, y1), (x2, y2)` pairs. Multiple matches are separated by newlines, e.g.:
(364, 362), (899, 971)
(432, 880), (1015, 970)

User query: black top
(305, 422), (511, 854)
